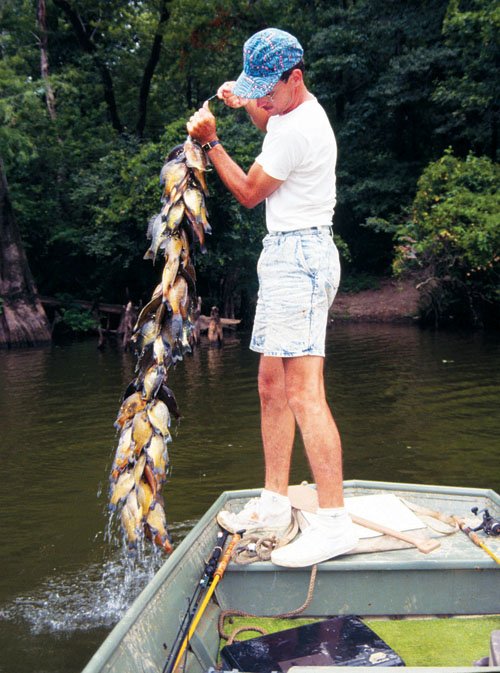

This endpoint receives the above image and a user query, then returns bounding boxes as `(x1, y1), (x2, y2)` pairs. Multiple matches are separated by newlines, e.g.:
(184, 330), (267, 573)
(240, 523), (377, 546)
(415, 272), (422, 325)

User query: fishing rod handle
(205, 530), (230, 574)
(214, 530), (244, 579)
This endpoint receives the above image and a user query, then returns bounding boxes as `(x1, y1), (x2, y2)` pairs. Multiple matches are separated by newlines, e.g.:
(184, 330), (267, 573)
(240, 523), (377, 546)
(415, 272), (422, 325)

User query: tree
(433, 0), (499, 160)
(392, 150), (499, 327)
(308, 0), (450, 272)
(0, 158), (51, 346)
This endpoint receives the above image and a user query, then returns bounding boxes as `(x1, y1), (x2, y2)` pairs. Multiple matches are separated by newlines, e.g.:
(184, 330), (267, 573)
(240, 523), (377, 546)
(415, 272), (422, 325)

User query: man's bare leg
(283, 355), (344, 508)
(270, 355), (358, 567)
(258, 355), (296, 496)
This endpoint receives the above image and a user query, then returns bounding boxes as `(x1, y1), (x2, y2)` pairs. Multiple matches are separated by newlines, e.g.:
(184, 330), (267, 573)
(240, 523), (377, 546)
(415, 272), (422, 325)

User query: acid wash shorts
(250, 227), (340, 358)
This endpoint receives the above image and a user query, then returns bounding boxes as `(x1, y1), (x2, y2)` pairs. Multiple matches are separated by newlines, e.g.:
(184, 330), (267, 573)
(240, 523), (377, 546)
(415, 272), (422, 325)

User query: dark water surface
(0, 324), (498, 673)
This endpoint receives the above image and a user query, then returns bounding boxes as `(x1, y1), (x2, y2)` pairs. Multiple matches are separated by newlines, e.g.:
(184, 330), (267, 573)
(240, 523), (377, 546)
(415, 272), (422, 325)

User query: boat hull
(82, 480), (500, 673)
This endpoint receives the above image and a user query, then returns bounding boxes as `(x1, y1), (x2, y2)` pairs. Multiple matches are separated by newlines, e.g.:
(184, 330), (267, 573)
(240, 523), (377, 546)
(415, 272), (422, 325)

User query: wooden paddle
(288, 485), (441, 554)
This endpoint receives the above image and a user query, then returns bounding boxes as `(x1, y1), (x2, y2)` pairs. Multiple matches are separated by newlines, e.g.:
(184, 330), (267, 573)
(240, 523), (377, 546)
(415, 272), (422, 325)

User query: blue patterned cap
(233, 28), (303, 99)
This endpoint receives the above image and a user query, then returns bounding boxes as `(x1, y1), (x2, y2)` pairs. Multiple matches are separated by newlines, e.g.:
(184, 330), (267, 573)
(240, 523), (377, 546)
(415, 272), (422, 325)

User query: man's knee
(258, 370), (286, 408)
(286, 380), (326, 419)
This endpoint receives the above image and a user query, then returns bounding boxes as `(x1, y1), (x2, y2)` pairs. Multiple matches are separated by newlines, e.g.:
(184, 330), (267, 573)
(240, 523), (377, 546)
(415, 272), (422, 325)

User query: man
(186, 28), (358, 567)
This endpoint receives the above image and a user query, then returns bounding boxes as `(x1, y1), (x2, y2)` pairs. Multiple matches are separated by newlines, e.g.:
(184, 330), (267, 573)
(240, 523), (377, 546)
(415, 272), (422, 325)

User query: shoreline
(330, 277), (420, 324)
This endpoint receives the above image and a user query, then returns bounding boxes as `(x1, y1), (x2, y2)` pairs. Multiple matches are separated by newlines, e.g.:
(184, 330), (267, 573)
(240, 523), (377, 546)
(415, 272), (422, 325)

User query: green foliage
(340, 273), (381, 294)
(57, 307), (99, 333)
(0, 0), (498, 327)
(393, 149), (499, 326)
(308, 0), (451, 272)
(433, 0), (499, 159)
(52, 294), (99, 334)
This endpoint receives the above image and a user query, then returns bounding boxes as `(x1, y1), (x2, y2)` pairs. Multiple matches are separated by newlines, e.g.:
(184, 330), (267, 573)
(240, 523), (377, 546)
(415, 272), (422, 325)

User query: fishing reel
(470, 507), (500, 536)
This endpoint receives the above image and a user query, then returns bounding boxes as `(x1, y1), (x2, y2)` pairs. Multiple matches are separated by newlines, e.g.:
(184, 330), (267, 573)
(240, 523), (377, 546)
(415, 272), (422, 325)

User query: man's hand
(186, 102), (217, 145)
(217, 81), (249, 108)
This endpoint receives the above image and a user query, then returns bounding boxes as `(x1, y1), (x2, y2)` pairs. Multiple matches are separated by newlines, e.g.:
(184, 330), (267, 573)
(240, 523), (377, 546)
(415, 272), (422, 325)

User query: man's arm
(186, 103), (282, 209)
(206, 144), (281, 208)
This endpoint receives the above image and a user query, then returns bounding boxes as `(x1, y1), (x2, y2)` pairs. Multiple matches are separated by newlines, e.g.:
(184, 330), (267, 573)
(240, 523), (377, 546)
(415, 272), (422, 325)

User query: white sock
(317, 506), (347, 518)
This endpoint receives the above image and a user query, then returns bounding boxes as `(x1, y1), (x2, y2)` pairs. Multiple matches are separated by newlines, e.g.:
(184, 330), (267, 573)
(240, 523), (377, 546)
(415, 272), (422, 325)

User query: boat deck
(217, 481), (500, 616)
(82, 480), (500, 673)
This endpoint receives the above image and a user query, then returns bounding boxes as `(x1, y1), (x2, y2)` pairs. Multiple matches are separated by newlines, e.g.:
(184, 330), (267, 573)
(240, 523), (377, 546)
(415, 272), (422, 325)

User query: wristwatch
(202, 139), (221, 153)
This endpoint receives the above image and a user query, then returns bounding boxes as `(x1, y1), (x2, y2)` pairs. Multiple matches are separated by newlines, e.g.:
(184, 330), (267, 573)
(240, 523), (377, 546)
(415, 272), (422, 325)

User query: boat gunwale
(81, 479), (500, 672)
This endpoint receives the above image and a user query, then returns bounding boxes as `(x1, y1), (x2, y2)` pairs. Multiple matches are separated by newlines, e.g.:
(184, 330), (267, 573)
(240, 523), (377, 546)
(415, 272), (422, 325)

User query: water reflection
(0, 325), (498, 673)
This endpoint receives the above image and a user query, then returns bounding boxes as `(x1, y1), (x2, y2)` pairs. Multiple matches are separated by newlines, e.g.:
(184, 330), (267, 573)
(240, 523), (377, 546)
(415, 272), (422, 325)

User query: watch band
(202, 139), (221, 153)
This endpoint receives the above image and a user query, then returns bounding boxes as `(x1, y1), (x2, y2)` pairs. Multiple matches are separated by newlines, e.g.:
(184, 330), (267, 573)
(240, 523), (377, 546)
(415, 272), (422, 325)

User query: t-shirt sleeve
(255, 128), (309, 181)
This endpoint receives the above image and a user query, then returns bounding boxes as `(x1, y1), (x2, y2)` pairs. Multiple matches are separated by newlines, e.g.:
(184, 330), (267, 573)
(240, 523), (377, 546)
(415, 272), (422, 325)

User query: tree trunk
(136, 0), (170, 138)
(221, 268), (239, 319)
(52, 0), (124, 134)
(0, 158), (51, 347)
(37, 0), (57, 121)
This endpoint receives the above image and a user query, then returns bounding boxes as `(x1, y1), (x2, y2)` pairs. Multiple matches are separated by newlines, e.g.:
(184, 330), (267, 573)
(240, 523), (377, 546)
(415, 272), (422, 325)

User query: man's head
(233, 28), (304, 99)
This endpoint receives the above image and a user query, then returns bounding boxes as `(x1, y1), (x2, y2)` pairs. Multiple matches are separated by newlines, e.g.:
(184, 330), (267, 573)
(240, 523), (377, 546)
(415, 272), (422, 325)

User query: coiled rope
(218, 562), (318, 647)
(230, 511), (300, 565)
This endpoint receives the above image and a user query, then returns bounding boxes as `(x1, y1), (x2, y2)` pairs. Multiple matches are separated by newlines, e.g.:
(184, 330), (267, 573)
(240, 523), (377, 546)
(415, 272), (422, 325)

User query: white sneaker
(270, 510), (358, 567)
(217, 491), (292, 536)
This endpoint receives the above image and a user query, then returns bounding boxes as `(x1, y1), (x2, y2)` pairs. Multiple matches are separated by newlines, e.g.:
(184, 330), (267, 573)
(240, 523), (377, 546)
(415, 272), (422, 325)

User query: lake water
(0, 324), (499, 673)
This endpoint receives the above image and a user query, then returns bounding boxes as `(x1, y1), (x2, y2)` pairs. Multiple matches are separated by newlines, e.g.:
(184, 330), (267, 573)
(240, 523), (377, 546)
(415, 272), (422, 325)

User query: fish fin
(171, 341), (183, 363)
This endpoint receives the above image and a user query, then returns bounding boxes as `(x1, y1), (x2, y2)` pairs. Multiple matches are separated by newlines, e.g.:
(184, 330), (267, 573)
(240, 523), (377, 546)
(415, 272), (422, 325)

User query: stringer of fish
(108, 136), (212, 552)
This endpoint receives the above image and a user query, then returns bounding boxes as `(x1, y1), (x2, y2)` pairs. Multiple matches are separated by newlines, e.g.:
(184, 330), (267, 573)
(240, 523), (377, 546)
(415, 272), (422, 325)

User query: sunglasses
(260, 81), (283, 103)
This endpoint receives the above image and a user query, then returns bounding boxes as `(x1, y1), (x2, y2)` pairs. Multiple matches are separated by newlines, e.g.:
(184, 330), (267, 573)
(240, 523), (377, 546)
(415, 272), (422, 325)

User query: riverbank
(331, 276), (420, 323)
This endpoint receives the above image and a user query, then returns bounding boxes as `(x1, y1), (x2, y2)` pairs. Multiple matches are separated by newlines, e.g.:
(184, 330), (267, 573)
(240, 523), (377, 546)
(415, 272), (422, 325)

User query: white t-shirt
(255, 97), (337, 233)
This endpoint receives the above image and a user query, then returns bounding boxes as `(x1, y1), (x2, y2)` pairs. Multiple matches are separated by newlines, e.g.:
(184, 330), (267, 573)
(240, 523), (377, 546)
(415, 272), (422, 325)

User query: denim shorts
(250, 227), (340, 357)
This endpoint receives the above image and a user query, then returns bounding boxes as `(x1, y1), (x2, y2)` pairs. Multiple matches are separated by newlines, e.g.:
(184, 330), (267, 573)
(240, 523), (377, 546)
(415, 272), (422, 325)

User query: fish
(143, 462), (158, 498)
(111, 423), (134, 479)
(191, 167), (209, 196)
(145, 433), (169, 478)
(162, 316), (184, 363)
(165, 143), (185, 163)
(114, 392), (147, 430)
(131, 454), (148, 493)
(133, 283), (162, 332)
(157, 382), (180, 419)
(136, 478), (155, 514)
(132, 316), (159, 356)
(161, 234), (184, 297)
(153, 334), (171, 366)
(146, 501), (172, 553)
(147, 399), (171, 436)
(165, 275), (189, 320)
(143, 214), (166, 263)
(160, 159), (189, 193)
(184, 203), (207, 253)
(179, 258), (197, 294)
(181, 320), (193, 354)
(184, 137), (207, 171)
(121, 491), (143, 547)
(180, 226), (192, 268)
(142, 363), (166, 400)
(183, 187), (212, 234)
(109, 131), (215, 554)
(160, 160), (189, 205)
(160, 201), (185, 234)
(131, 411), (153, 456)
(109, 469), (135, 508)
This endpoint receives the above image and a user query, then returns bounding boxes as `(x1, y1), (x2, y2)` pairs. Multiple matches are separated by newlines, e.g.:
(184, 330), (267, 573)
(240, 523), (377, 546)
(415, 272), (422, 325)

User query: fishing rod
(168, 529), (244, 673)
(162, 528), (230, 673)
(455, 517), (500, 565)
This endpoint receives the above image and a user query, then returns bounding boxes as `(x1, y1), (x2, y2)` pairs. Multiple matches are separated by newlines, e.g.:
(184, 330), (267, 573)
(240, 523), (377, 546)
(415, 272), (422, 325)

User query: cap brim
(233, 70), (282, 99)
